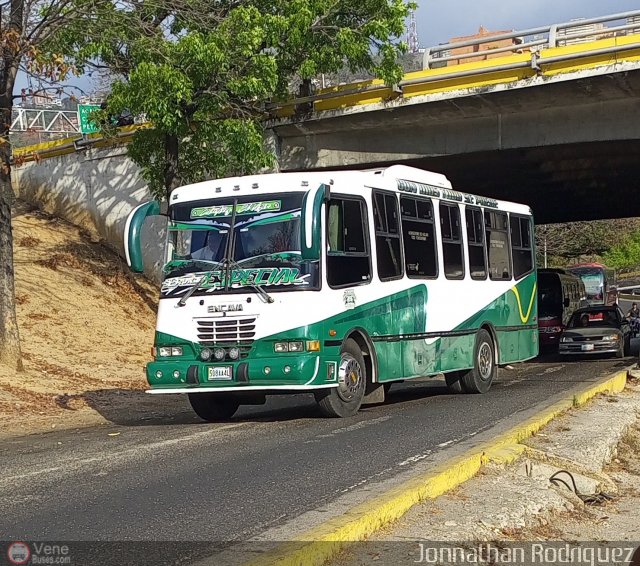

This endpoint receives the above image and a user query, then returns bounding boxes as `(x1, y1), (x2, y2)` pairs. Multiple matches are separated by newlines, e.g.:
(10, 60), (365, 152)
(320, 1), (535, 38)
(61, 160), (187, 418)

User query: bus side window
(373, 191), (403, 281)
(511, 215), (534, 279)
(465, 206), (487, 280)
(485, 211), (511, 280)
(400, 196), (437, 278)
(326, 197), (371, 288)
(440, 202), (465, 280)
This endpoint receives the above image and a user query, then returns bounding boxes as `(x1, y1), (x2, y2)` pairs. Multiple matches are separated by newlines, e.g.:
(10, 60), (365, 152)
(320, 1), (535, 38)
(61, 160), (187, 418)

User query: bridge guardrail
(11, 10), (640, 162)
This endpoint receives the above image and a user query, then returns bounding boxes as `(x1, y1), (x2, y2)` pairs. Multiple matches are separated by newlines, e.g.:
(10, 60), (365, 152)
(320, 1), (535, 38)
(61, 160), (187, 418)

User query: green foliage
(63, 0), (414, 200)
(536, 219), (640, 268)
(603, 230), (640, 271)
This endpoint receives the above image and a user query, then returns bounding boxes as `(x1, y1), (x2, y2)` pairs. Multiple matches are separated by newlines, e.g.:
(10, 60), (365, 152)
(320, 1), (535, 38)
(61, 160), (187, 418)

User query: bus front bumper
(146, 354), (335, 392)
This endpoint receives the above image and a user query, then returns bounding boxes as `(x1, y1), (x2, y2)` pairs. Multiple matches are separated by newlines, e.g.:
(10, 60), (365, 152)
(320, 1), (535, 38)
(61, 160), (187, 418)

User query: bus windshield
(161, 193), (319, 297)
(568, 267), (605, 304)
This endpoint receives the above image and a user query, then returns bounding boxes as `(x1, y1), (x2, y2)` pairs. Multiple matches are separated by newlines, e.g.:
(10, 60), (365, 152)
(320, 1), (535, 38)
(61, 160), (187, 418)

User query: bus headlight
(200, 348), (212, 361)
(213, 348), (225, 361)
(158, 347), (172, 357)
(171, 347), (183, 356)
(274, 342), (288, 353)
(228, 347), (240, 360)
(288, 341), (304, 352)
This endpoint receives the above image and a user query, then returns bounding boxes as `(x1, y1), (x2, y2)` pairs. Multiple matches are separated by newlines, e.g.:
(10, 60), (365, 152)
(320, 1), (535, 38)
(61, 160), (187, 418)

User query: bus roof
(169, 166), (531, 215)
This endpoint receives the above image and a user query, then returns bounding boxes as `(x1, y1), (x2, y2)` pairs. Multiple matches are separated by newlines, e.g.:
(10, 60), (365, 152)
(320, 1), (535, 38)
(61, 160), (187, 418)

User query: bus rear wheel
(315, 338), (366, 418)
(460, 329), (496, 394)
(188, 393), (240, 422)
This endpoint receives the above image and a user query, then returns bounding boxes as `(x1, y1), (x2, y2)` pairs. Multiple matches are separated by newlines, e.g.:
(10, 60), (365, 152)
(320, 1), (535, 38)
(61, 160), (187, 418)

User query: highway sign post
(77, 104), (101, 134)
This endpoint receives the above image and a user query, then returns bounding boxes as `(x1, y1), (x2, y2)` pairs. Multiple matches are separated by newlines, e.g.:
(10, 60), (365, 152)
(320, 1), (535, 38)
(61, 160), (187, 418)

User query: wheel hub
(478, 342), (493, 380)
(337, 354), (362, 402)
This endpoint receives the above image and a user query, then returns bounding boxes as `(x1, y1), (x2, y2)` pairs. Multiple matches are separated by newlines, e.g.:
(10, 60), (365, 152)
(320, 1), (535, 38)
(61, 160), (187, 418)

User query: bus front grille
(195, 317), (257, 352)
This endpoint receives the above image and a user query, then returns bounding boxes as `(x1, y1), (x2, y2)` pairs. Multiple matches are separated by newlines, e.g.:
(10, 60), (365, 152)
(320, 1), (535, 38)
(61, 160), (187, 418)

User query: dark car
(559, 306), (631, 358)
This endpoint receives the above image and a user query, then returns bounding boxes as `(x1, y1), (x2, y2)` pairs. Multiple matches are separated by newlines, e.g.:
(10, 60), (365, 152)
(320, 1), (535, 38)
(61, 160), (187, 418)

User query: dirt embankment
(0, 202), (161, 437)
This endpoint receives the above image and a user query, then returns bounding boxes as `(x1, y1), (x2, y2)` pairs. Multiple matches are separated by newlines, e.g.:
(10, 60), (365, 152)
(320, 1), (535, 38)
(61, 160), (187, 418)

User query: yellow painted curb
(245, 369), (628, 566)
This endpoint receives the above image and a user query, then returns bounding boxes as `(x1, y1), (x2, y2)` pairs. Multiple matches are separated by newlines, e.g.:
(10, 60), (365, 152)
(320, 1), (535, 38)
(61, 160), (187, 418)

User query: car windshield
(161, 192), (319, 297)
(568, 310), (618, 329)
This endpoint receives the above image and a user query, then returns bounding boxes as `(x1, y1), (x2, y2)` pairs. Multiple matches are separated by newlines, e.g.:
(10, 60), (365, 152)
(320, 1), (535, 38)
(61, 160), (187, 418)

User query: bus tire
(460, 329), (496, 394)
(445, 372), (466, 393)
(315, 338), (366, 418)
(188, 393), (240, 422)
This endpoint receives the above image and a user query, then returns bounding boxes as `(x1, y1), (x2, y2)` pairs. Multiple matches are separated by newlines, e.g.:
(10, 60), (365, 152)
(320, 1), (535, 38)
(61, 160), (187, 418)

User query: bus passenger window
(326, 197), (371, 288)
(485, 211), (511, 280)
(373, 191), (403, 281)
(401, 196), (437, 278)
(511, 215), (533, 279)
(465, 207), (487, 280)
(440, 202), (464, 279)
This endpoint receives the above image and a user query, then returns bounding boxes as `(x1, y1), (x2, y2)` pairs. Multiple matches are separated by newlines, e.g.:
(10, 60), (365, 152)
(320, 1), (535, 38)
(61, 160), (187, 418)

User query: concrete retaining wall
(11, 145), (165, 283)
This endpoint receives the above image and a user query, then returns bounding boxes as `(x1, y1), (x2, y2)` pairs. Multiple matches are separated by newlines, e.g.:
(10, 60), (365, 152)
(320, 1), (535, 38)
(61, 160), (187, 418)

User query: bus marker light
(329, 329), (337, 337)
(306, 340), (321, 352)
(264, 367), (271, 375)
(284, 366), (291, 373)
(213, 348), (225, 361)
(229, 347), (240, 360)
(155, 371), (163, 378)
(173, 371), (180, 379)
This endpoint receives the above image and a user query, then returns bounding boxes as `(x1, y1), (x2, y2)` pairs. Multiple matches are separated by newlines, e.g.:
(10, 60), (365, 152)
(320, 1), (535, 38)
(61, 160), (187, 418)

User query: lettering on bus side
(397, 180), (499, 209)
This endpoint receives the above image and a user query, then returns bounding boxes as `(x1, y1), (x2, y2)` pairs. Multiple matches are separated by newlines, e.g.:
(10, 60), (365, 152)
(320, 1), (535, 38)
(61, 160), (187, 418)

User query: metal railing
(271, 9), (640, 112)
(423, 10), (640, 69)
(10, 108), (80, 134)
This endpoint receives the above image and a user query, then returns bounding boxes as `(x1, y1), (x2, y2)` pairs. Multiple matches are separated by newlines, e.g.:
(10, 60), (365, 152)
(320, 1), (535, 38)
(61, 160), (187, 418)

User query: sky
(16, 1), (640, 95)
(415, 0), (640, 47)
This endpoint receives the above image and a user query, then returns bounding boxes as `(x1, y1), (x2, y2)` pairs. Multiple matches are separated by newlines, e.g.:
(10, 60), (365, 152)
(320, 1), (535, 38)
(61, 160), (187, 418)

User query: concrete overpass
(271, 10), (640, 224)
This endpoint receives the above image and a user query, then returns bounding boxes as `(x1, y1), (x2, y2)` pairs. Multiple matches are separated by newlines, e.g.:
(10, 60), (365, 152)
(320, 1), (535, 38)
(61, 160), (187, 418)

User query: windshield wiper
(176, 265), (222, 307)
(223, 257), (275, 304)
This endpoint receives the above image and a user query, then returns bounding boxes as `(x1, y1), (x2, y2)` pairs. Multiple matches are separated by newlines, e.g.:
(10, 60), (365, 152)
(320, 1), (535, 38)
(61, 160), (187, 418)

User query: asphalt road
(0, 353), (632, 559)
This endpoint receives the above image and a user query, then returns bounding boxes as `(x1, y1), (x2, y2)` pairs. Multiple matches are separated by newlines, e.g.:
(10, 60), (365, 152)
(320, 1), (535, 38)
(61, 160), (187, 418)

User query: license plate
(581, 344), (595, 352)
(208, 366), (233, 380)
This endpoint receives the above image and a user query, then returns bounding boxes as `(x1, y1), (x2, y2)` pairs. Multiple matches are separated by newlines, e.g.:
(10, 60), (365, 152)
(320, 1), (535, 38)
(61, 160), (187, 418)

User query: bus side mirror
(124, 200), (161, 272)
(301, 184), (329, 261)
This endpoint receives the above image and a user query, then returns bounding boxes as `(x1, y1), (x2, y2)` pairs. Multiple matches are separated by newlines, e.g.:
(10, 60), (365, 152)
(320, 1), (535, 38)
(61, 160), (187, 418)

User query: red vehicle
(566, 263), (617, 306)
(538, 269), (587, 349)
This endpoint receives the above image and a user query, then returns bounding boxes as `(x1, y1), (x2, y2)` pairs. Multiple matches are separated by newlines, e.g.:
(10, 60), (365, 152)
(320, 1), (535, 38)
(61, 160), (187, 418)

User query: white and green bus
(125, 165), (538, 420)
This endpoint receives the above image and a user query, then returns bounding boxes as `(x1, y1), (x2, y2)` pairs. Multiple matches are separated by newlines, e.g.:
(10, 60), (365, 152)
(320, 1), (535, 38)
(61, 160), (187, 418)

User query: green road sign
(77, 104), (101, 134)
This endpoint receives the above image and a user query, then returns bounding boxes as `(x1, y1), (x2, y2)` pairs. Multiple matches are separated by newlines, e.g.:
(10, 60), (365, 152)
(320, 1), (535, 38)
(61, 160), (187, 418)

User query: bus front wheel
(188, 393), (240, 422)
(315, 338), (366, 417)
(460, 329), (496, 394)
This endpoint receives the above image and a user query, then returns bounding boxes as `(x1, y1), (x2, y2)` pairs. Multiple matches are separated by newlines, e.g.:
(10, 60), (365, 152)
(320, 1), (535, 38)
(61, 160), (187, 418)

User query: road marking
(313, 415), (391, 439)
(1, 423), (247, 485)
(542, 365), (565, 375)
(398, 452), (432, 466)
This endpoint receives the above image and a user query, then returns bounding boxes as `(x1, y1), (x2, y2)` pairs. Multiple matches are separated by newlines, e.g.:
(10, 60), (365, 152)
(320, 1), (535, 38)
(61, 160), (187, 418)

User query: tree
(604, 230), (640, 272)
(91, 0), (414, 202)
(1, 0), (98, 369)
